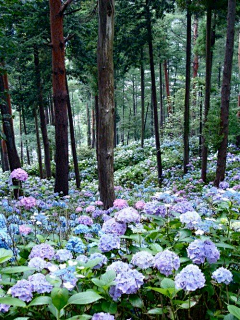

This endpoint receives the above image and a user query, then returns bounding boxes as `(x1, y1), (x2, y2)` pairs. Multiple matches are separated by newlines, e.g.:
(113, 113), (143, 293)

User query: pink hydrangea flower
(95, 200), (103, 206)
(10, 168), (28, 181)
(19, 225), (32, 235)
(135, 200), (145, 210)
(113, 199), (128, 209)
(86, 205), (95, 213)
(19, 196), (36, 210)
(76, 206), (83, 213)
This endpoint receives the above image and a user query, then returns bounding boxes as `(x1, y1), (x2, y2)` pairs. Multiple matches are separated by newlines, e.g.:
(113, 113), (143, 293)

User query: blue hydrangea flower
(187, 239), (220, 264)
(102, 218), (127, 236)
(28, 257), (48, 271)
(53, 266), (77, 290)
(212, 267), (233, 285)
(29, 243), (55, 260)
(91, 223), (101, 234)
(66, 237), (86, 253)
(76, 254), (88, 263)
(175, 264), (205, 291)
(55, 249), (73, 262)
(0, 230), (12, 250)
(179, 211), (201, 230)
(92, 312), (115, 320)
(10, 279), (33, 302)
(114, 207), (140, 224)
(28, 273), (53, 293)
(98, 234), (120, 253)
(154, 250), (180, 276)
(131, 251), (154, 269)
(74, 224), (90, 235)
(0, 214), (7, 229)
(89, 253), (108, 269)
(0, 304), (10, 313)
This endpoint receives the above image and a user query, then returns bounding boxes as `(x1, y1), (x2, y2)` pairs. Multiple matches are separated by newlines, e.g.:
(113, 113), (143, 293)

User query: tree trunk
(214, 0), (236, 187)
(141, 50), (145, 148)
(193, 16), (199, 79)
(21, 106), (31, 165)
(86, 102), (91, 147)
(122, 79), (125, 144)
(66, 75), (80, 189)
(159, 62), (164, 131)
(146, 0), (162, 183)
(19, 110), (23, 165)
(97, 0), (115, 209)
(95, 95), (99, 159)
(34, 109), (43, 179)
(183, 0), (191, 174)
(164, 60), (172, 115)
(91, 104), (96, 148)
(201, 7), (212, 182)
(49, 0), (69, 195)
(1, 139), (9, 171)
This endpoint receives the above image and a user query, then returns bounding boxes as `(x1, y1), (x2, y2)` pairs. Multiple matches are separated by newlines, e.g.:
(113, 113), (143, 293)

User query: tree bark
(214, 0), (236, 186)
(183, 0), (191, 174)
(159, 62), (164, 131)
(97, 0), (115, 209)
(49, 0), (69, 195)
(34, 109), (43, 179)
(21, 106), (31, 165)
(164, 60), (172, 115)
(141, 50), (145, 148)
(91, 104), (96, 148)
(19, 110), (23, 165)
(1, 139), (9, 171)
(86, 102), (91, 147)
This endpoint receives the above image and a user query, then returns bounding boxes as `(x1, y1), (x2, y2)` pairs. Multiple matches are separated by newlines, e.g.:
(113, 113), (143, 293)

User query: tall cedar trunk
(236, 31), (240, 147)
(66, 76), (80, 189)
(146, 1), (162, 183)
(164, 60), (172, 115)
(159, 62), (164, 130)
(141, 51), (145, 148)
(114, 100), (117, 147)
(34, 110), (43, 179)
(214, 0), (236, 186)
(201, 7), (212, 182)
(95, 95), (99, 159)
(183, 0), (191, 174)
(0, 73), (21, 172)
(199, 89), (203, 157)
(86, 102), (91, 146)
(19, 110), (23, 164)
(192, 16), (199, 136)
(97, 0), (115, 208)
(34, 46), (52, 178)
(49, 0), (69, 195)
(92, 105), (96, 148)
(49, 94), (55, 125)
(21, 106), (31, 165)
(1, 139), (9, 171)
(132, 76), (137, 140)
(122, 80), (125, 144)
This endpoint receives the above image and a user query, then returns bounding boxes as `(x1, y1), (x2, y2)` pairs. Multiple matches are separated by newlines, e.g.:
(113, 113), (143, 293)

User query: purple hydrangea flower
(18, 196), (36, 210)
(28, 273), (53, 293)
(113, 199), (128, 209)
(92, 313), (115, 320)
(19, 225), (32, 235)
(171, 201), (194, 214)
(0, 304), (10, 313)
(29, 243), (55, 260)
(55, 249), (73, 262)
(179, 211), (201, 230)
(102, 218), (127, 236)
(175, 264), (205, 291)
(28, 257), (48, 271)
(187, 239), (220, 264)
(10, 168), (28, 181)
(144, 202), (167, 217)
(154, 250), (180, 276)
(10, 279), (33, 302)
(107, 261), (131, 274)
(135, 200), (145, 210)
(212, 267), (233, 285)
(76, 254), (88, 263)
(77, 215), (93, 226)
(89, 253), (108, 269)
(131, 251), (154, 269)
(98, 234), (120, 252)
(219, 181), (229, 189)
(114, 207), (140, 224)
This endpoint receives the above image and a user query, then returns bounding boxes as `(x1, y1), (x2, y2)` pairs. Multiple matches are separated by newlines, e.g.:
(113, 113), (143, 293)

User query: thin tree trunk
(21, 106), (31, 165)
(34, 109), (43, 179)
(122, 79), (125, 144)
(159, 62), (164, 131)
(192, 15), (199, 136)
(19, 110), (23, 165)
(164, 60), (172, 115)
(97, 0), (115, 208)
(141, 51), (145, 148)
(199, 88), (203, 157)
(214, 0), (236, 186)
(95, 95), (99, 159)
(184, 0), (191, 174)
(86, 102), (91, 147)
(1, 139), (9, 171)
(49, 0), (69, 194)
(146, 0), (162, 183)
(91, 104), (96, 148)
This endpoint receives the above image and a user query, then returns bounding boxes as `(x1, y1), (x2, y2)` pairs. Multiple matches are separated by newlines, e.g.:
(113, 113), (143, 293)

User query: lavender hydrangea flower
(28, 273), (53, 293)
(144, 202), (167, 217)
(179, 211), (201, 230)
(77, 215), (93, 226)
(19, 196), (36, 210)
(10, 168), (28, 181)
(107, 261), (131, 274)
(219, 181), (229, 189)
(154, 250), (180, 276)
(171, 201), (194, 214)
(19, 225), (32, 235)
(92, 313), (115, 320)
(114, 207), (140, 223)
(102, 218), (127, 236)
(98, 234), (120, 253)
(29, 243), (55, 260)
(55, 249), (73, 262)
(89, 253), (108, 269)
(76, 254), (88, 263)
(187, 239), (220, 264)
(0, 304), (10, 313)
(212, 267), (233, 285)
(131, 251), (154, 269)
(28, 257), (48, 271)
(113, 198), (128, 209)
(175, 264), (205, 291)
(10, 279), (33, 302)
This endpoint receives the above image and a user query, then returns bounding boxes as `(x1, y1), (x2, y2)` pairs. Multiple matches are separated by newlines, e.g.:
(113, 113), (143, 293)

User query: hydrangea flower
(86, 205), (96, 213)
(171, 201), (194, 214)
(102, 218), (127, 236)
(89, 253), (108, 269)
(115, 207), (140, 224)
(219, 181), (229, 189)
(113, 198), (128, 209)
(19, 225), (32, 235)
(95, 200), (104, 206)
(76, 254), (88, 263)
(187, 239), (220, 264)
(53, 266), (77, 290)
(144, 202), (167, 217)
(29, 243), (55, 260)
(10, 168), (28, 182)
(154, 250), (180, 276)
(0, 214), (7, 229)
(212, 267), (233, 285)
(0, 304), (10, 313)
(66, 237), (86, 253)
(19, 196), (36, 210)
(98, 234), (120, 252)
(28, 257), (48, 271)
(10, 279), (33, 302)
(28, 273), (53, 293)
(107, 261), (131, 274)
(74, 224), (90, 235)
(92, 312), (115, 320)
(179, 211), (201, 230)
(77, 215), (93, 226)
(175, 264), (205, 291)
(75, 206), (83, 213)
(55, 249), (73, 262)
(131, 251), (154, 269)
(135, 200), (146, 210)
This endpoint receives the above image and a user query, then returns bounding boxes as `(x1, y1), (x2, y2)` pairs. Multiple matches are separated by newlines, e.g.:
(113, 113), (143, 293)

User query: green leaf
(84, 258), (102, 269)
(215, 243), (235, 250)
(67, 291), (102, 305)
(149, 243), (163, 253)
(101, 301), (117, 314)
(51, 287), (69, 311)
(228, 305), (240, 320)
(1, 266), (35, 274)
(129, 295), (144, 309)
(0, 297), (26, 307)
(13, 318), (29, 320)
(180, 301), (197, 309)
(28, 296), (52, 307)
(66, 316), (92, 320)
(0, 248), (13, 263)
(101, 270), (116, 285)
(148, 308), (163, 314)
(161, 278), (176, 289)
(224, 314), (238, 320)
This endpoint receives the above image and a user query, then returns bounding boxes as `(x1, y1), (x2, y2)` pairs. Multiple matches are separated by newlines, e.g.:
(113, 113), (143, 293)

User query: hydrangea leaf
(129, 295), (144, 309)
(67, 290), (102, 305)
(101, 301), (117, 314)
(180, 301), (197, 309)
(1, 266), (35, 274)
(161, 278), (176, 289)
(51, 287), (69, 311)
(227, 305), (240, 320)
(0, 297), (26, 307)
(147, 308), (163, 314)
(0, 248), (13, 263)
(28, 296), (52, 307)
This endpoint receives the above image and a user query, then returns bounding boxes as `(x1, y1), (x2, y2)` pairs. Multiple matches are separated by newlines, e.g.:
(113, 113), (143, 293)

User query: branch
(64, 6), (81, 15)
(64, 34), (75, 43)
(44, 42), (53, 47)
(59, 0), (74, 15)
